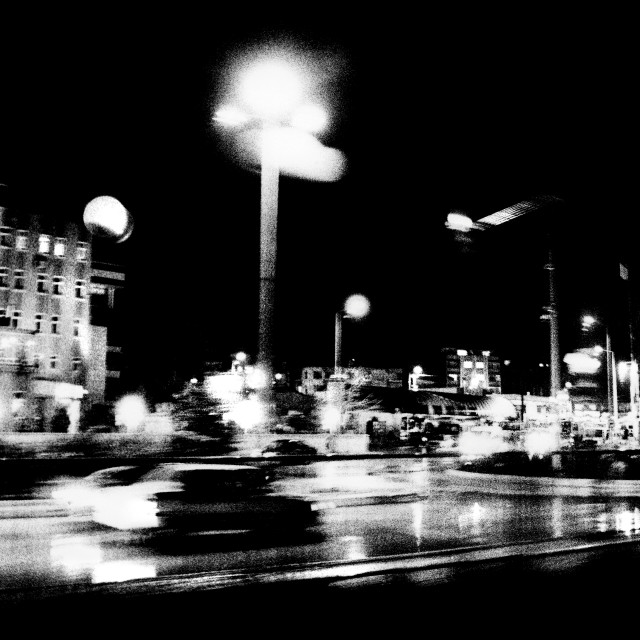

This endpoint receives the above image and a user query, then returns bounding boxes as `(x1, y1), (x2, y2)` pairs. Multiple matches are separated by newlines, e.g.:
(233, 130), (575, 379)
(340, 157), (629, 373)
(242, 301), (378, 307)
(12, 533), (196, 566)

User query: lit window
(72, 358), (82, 372)
(52, 276), (64, 296)
(0, 268), (8, 288)
(76, 242), (88, 262)
(476, 362), (485, 369)
(16, 231), (28, 251)
(11, 310), (22, 330)
(51, 316), (59, 334)
(35, 314), (44, 333)
(38, 235), (51, 254)
(53, 238), (65, 257)
(0, 227), (13, 248)
(13, 270), (25, 290)
(73, 318), (80, 338)
(50, 355), (58, 370)
(37, 274), (48, 294)
(75, 280), (86, 299)
(463, 361), (473, 369)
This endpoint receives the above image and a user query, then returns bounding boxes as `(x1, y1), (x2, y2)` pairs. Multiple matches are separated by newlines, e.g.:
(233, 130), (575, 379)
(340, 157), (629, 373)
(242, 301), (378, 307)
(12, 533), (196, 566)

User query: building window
(11, 310), (22, 330)
(463, 361), (473, 369)
(72, 358), (82, 372)
(313, 371), (322, 380)
(476, 362), (485, 369)
(76, 242), (88, 262)
(37, 274), (48, 293)
(53, 238), (65, 257)
(35, 314), (44, 333)
(75, 280), (86, 299)
(50, 355), (58, 370)
(0, 268), (8, 288)
(33, 353), (42, 369)
(50, 315), (59, 334)
(73, 318), (81, 338)
(0, 227), (13, 248)
(13, 270), (25, 290)
(15, 231), (28, 251)
(38, 234), (51, 254)
(52, 276), (64, 296)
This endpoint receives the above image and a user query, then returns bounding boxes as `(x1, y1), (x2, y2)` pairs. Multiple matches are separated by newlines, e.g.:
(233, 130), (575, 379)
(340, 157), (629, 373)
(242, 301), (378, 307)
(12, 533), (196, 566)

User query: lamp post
(583, 315), (618, 428)
(215, 58), (334, 426)
(334, 294), (370, 377)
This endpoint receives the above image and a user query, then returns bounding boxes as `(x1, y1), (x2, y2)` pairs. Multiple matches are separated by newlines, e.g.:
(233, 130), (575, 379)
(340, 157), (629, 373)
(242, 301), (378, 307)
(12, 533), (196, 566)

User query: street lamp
(582, 315), (618, 427)
(334, 294), (370, 376)
(215, 55), (344, 426)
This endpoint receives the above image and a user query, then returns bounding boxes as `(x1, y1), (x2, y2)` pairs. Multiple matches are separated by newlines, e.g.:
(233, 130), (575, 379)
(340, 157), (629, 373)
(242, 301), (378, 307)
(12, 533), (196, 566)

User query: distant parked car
(84, 462), (317, 534)
(261, 439), (318, 457)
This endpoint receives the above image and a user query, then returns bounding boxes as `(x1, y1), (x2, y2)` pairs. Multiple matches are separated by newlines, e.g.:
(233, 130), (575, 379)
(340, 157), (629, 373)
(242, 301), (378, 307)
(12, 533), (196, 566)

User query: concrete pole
(257, 126), (280, 425)
(334, 311), (343, 376)
(547, 246), (562, 397)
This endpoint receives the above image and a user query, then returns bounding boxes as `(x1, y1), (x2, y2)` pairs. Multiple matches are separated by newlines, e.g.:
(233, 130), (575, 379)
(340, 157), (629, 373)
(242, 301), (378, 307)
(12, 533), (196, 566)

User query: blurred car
(261, 439), (318, 457)
(88, 462), (317, 534)
(51, 465), (154, 513)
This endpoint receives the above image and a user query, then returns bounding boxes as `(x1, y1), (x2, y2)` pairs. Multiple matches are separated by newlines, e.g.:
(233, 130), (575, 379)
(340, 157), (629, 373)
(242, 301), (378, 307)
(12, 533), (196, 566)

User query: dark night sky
(0, 13), (637, 399)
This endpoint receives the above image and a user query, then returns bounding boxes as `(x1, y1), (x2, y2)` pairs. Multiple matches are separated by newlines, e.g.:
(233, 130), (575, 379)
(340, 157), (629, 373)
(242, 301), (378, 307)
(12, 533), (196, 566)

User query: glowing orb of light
(291, 104), (328, 133)
(240, 60), (303, 120)
(83, 196), (133, 243)
(563, 352), (601, 374)
(114, 395), (148, 431)
(345, 294), (370, 319)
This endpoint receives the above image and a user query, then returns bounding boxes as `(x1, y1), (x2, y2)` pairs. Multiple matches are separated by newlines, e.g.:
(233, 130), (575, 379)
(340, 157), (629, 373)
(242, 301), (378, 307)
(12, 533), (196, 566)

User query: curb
(447, 469), (640, 496)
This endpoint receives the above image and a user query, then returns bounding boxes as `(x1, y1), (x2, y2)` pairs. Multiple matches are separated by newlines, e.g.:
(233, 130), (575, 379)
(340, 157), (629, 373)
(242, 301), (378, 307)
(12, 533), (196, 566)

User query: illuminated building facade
(299, 366), (403, 395)
(409, 348), (502, 394)
(0, 198), (124, 431)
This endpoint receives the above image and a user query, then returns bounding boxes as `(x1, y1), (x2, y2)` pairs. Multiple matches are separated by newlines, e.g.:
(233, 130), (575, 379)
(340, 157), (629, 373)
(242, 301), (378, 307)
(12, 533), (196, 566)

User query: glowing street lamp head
(344, 294), (370, 319)
(291, 104), (328, 133)
(239, 59), (304, 120)
(83, 196), (133, 243)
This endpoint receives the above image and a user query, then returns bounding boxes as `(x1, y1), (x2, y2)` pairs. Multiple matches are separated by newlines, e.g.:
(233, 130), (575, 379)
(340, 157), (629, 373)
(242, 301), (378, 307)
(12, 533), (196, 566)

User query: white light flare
(214, 105), (250, 127)
(225, 397), (264, 431)
(563, 352), (602, 374)
(524, 429), (557, 458)
(114, 395), (148, 431)
(260, 126), (346, 182)
(290, 104), (328, 133)
(239, 60), (304, 120)
(446, 212), (474, 232)
(344, 294), (370, 319)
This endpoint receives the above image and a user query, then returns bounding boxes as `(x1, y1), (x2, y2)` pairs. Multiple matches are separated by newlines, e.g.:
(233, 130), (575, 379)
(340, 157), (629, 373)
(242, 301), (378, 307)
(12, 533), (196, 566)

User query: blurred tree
(170, 381), (235, 453)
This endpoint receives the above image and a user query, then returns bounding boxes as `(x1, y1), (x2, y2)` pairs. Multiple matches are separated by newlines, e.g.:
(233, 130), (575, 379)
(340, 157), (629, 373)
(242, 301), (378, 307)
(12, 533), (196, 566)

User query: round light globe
(345, 294), (370, 319)
(83, 196), (133, 243)
(240, 60), (303, 119)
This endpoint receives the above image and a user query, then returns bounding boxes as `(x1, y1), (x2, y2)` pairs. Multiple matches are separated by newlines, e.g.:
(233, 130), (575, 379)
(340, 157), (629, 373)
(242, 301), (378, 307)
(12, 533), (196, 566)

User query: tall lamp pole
(334, 294), (370, 377)
(215, 58), (337, 427)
